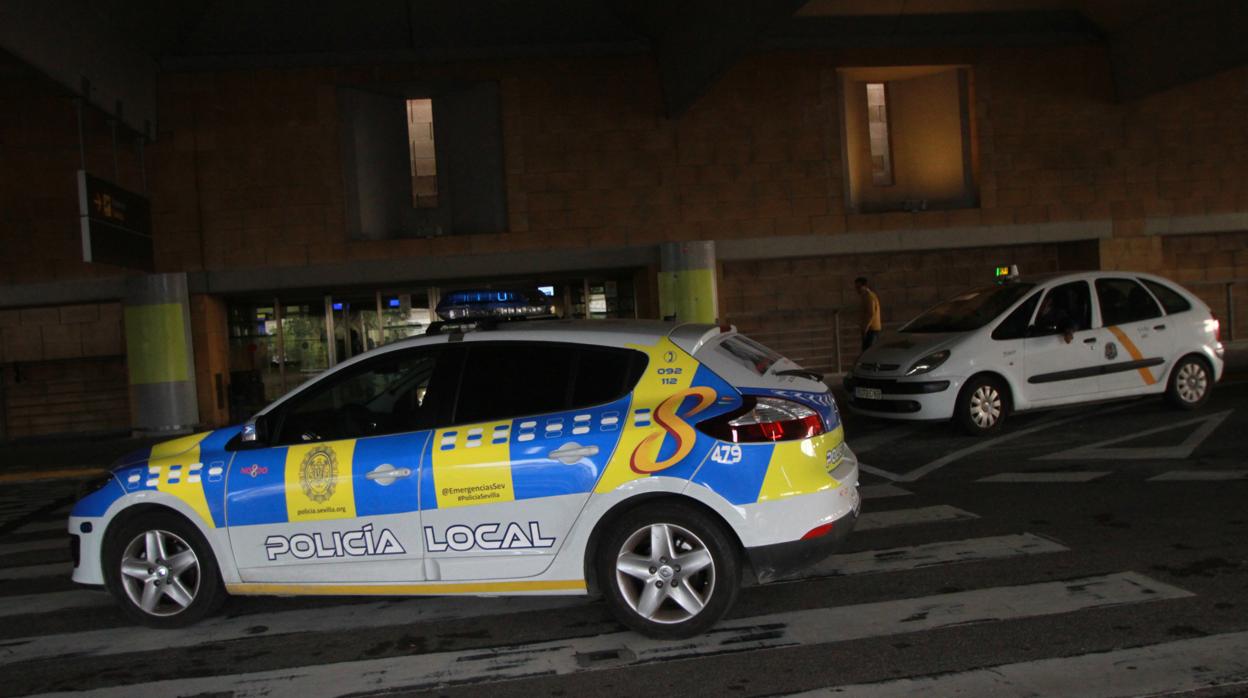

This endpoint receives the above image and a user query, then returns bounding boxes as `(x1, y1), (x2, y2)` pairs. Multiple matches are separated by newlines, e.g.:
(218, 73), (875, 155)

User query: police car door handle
(1154, 324), (1166, 331)
(1083, 337), (1097, 344)
(366, 464), (412, 486)
(548, 443), (598, 464)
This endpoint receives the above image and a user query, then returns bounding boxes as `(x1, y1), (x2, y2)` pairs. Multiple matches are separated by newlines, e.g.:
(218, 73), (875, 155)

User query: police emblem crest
(300, 446), (338, 502)
(1105, 342), (1118, 360)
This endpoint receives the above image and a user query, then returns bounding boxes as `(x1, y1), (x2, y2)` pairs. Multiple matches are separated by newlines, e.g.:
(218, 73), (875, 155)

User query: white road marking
(977, 471), (1111, 483)
(0, 533), (1055, 666)
(29, 572), (1190, 698)
(12, 520), (69, 535)
(859, 484), (913, 499)
(0, 562), (72, 582)
(0, 595), (585, 666)
(0, 589), (112, 618)
(846, 425), (920, 454)
(855, 505), (978, 531)
(858, 462), (904, 481)
(0, 537), (66, 557)
(1149, 469), (1248, 481)
(902, 402), (1137, 482)
(796, 533), (1067, 579)
(791, 631), (1248, 697)
(1037, 410), (1232, 461)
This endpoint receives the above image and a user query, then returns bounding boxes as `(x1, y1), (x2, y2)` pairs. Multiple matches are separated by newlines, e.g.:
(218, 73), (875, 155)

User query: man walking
(855, 277), (882, 351)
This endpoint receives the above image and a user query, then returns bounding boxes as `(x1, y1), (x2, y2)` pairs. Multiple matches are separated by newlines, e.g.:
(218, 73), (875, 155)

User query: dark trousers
(862, 330), (879, 352)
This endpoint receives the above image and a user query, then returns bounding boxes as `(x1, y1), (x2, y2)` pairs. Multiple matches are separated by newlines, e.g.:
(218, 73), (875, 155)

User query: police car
(845, 268), (1225, 435)
(69, 319), (860, 638)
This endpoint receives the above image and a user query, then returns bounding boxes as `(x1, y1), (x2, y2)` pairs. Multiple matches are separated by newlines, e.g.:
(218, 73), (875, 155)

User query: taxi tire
(1166, 355), (1212, 410)
(954, 374), (1009, 436)
(103, 511), (225, 629)
(597, 503), (740, 639)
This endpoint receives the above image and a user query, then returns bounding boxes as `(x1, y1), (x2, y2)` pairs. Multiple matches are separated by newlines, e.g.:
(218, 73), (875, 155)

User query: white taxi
(68, 320), (859, 638)
(844, 270), (1224, 435)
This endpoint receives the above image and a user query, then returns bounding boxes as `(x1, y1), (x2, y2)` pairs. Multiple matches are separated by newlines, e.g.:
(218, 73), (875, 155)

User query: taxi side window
(991, 291), (1042, 341)
(1032, 281), (1092, 336)
(1139, 279), (1192, 315)
(453, 342), (646, 425)
(273, 348), (443, 445)
(1096, 278), (1162, 326)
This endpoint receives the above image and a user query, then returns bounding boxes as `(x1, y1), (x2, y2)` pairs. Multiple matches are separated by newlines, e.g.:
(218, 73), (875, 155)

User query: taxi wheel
(103, 511), (224, 628)
(1166, 356), (1212, 410)
(598, 503), (740, 639)
(955, 375), (1009, 436)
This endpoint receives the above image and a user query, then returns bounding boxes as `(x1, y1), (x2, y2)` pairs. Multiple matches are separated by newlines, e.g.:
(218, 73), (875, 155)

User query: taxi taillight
(698, 397), (824, 443)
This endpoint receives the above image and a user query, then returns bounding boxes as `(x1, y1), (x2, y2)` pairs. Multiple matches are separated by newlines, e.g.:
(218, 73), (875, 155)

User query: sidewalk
(0, 433), (167, 480)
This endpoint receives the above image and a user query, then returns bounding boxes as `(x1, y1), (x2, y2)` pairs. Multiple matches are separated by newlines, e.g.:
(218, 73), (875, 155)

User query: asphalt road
(0, 381), (1246, 696)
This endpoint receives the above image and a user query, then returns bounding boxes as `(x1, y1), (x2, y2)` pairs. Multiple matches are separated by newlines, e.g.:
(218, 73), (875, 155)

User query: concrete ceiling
(3, 0), (1244, 127)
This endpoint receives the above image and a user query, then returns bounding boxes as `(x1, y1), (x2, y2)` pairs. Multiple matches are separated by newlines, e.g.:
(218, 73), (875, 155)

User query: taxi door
(418, 342), (636, 581)
(1094, 277), (1171, 395)
(1023, 281), (1108, 404)
(226, 345), (449, 584)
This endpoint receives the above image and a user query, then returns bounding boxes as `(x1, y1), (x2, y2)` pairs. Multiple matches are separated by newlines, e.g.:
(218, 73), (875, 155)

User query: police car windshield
(902, 283), (1036, 333)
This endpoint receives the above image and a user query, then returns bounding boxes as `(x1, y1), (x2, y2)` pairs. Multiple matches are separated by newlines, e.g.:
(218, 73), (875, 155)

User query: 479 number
(709, 443), (742, 465)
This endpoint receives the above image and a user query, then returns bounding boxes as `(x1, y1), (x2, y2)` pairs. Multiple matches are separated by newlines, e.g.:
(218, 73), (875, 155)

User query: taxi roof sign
(994, 264), (1020, 282)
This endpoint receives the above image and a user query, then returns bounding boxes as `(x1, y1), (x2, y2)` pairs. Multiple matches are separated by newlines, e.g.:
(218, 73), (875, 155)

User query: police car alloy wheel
(599, 504), (740, 639)
(103, 512), (225, 628)
(1167, 356), (1212, 410)
(956, 375), (1008, 436)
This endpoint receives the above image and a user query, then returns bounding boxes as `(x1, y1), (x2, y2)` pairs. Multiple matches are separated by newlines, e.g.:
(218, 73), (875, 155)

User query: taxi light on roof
(994, 264), (1020, 283)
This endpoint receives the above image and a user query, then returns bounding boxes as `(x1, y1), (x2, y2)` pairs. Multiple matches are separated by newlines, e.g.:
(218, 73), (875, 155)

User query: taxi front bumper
(843, 373), (960, 420)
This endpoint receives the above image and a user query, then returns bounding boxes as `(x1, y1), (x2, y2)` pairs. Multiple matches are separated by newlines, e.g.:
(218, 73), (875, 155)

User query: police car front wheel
(103, 511), (225, 628)
(599, 504), (740, 639)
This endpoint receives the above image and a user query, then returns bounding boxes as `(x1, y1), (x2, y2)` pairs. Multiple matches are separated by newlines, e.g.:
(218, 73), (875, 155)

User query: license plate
(854, 387), (883, 400)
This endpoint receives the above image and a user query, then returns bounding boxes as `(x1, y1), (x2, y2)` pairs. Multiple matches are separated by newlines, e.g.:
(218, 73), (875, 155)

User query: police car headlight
(905, 350), (950, 376)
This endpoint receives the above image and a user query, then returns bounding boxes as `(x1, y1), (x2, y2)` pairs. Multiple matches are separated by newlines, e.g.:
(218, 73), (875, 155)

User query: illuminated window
(406, 99), (438, 209)
(866, 83), (893, 186)
(839, 66), (978, 214)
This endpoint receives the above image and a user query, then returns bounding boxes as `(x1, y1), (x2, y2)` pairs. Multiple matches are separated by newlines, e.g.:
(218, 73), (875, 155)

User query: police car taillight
(1209, 313), (1222, 342)
(698, 397), (824, 443)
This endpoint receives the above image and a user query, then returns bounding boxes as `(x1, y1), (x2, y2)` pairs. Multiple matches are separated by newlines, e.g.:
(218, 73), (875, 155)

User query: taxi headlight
(905, 350), (950, 376)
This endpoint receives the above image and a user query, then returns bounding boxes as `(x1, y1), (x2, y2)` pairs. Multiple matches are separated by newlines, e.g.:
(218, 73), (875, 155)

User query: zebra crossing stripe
(978, 472), (1111, 483)
(0, 532), (1063, 666)
(794, 533), (1067, 580)
(858, 484), (912, 499)
(1149, 470), (1248, 481)
(0, 562), (72, 582)
(855, 505), (977, 531)
(11, 520), (69, 535)
(26, 572), (1192, 698)
(0, 589), (112, 618)
(788, 630), (1248, 697)
(0, 537), (66, 557)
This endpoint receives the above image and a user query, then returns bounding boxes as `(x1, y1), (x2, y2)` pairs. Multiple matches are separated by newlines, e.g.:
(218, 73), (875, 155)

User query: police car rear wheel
(104, 512), (224, 628)
(956, 375), (1008, 436)
(599, 504), (739, 639)
(1167, 356), (1211, 410)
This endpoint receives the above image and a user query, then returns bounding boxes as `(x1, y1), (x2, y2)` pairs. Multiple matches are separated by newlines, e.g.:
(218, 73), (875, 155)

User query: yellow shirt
(860, 288), (882, 332)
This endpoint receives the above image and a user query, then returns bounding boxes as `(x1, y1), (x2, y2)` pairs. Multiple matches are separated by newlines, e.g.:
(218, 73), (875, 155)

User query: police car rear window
(716, 335), (783, 376)
(453, 342), (646, 424)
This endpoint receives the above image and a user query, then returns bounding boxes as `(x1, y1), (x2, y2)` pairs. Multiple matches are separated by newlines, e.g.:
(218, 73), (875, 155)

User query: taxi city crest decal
(300, 446), (338, 502)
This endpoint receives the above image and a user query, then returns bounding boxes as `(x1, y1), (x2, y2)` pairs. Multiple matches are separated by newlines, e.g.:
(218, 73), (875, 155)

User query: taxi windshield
(902, 283), (1036, 333)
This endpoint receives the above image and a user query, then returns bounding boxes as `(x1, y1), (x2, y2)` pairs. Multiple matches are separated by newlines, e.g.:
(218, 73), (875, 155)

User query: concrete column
(659, 240), (719, 323)
(124, 273), (199, 435)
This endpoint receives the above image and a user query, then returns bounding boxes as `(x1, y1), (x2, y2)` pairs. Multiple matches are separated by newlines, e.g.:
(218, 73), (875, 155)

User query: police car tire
(597, 503), (740, 639)
(103, 511), (225, 629)
(955, 375), (1009, 436)
(1166, 355), (1212, 410)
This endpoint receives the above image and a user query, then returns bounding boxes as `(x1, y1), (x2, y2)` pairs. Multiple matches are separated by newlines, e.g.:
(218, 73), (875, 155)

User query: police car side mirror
(232, 414), (271, 451)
